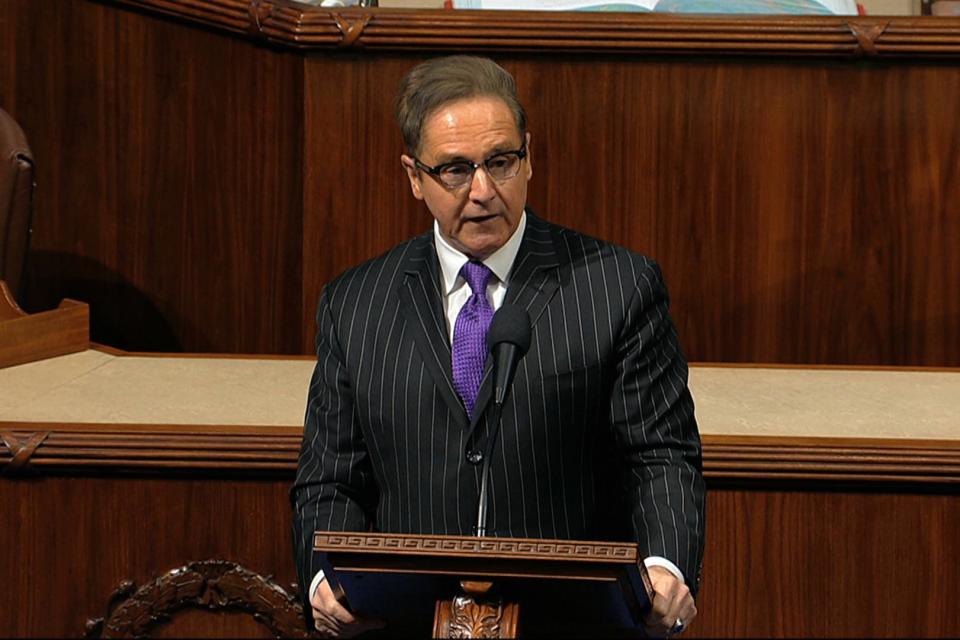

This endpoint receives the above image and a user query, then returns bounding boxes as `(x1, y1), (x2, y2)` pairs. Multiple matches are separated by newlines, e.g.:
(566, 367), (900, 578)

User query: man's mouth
(463, 214), (498, 224)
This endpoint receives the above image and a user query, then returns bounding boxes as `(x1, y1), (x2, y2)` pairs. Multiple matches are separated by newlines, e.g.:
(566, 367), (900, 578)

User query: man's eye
(441, 163), (472, 177)
(487, 157), (510, 170)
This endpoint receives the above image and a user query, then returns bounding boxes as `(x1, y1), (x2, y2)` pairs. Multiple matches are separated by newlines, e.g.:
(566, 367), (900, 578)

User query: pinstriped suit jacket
(292, 212), (705, 606)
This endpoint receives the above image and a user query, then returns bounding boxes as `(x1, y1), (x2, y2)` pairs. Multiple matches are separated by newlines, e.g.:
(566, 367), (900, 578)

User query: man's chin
(451, 224), (511, 260)
(458, 236), (506, 261)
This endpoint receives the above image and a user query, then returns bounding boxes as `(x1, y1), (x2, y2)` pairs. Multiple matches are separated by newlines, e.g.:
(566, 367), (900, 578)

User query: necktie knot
(460, 261), (493, 296)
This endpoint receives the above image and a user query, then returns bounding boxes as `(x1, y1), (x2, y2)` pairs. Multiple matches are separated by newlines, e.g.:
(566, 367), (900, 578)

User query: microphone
(475, 304), (531, 537)
(487, 304), (533, 407)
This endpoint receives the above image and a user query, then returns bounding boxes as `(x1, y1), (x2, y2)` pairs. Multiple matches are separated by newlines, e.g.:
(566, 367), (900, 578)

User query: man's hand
(644, 565), (697, 637)
(311, 578), (384, 638)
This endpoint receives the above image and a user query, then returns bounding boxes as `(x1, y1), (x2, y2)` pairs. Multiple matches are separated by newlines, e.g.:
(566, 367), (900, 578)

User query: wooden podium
(314, 532), (653, 638)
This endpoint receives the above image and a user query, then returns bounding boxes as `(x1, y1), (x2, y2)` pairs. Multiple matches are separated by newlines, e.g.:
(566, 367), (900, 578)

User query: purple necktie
(452, 261), (495, 419)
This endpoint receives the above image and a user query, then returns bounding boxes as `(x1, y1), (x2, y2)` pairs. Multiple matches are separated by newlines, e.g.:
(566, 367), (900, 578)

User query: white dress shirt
(434, 212), (527, 342)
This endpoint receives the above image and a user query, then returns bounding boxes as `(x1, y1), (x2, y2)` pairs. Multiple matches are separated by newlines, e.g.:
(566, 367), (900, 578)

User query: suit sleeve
(608, 259), (706, 595)
(290, 286), (378, 611)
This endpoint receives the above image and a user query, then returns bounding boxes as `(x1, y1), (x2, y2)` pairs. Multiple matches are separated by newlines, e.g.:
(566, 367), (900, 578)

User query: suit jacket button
(466, 450), (483, 464)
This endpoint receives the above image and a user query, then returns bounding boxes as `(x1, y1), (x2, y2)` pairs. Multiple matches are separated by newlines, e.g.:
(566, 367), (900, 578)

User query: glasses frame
(413, 145), (528, 190)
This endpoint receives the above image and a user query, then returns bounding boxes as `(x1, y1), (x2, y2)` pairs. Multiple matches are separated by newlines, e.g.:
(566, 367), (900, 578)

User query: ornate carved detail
(315, 532), (638, 563)
(333, 12), (372, 47)
(0, 430), (48, 475)
(248, 0), (278, 38)
(448, 595), (503, 638)
(434, 581), (517, 639)
(848, 20), (889, 56)
(83, 560), (310, 638)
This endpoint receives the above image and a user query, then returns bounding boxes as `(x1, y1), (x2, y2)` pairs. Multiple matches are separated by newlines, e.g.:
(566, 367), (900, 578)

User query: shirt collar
(434, 211), (527, 296)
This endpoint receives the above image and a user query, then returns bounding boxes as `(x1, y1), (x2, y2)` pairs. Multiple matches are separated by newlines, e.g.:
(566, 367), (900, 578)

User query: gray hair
(395, 55), (527, 156)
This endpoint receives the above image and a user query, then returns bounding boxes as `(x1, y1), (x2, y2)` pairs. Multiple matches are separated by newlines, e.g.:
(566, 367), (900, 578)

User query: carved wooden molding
(0, 424), (300, 475)
(315, 531), (638, 563)
(0, 430), (48, 474)
(849, 19), (889, 56)
(109, 0), (960, 58)
(1, 424), (958, 483)
(83, 560), (310, 638)
(701, 435), (960, 484)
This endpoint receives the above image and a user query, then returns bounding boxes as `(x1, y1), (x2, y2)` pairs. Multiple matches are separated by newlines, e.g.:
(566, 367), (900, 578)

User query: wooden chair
(0, 107), (35, 303)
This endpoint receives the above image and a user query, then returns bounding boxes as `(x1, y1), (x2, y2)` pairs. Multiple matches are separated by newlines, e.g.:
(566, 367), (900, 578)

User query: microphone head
(487, 304), (532, 356)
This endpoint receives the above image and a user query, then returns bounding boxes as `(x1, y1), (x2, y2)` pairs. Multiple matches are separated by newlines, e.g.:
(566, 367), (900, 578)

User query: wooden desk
(2, 348), (958, 636)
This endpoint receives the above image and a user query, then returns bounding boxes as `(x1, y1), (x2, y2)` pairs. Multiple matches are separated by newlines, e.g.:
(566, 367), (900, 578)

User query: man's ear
(400, 155), (424, 201)
(524, 132), (533, 181)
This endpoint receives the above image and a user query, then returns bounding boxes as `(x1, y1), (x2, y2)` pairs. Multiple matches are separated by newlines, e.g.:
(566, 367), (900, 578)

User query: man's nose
(468, 166), (497, 202)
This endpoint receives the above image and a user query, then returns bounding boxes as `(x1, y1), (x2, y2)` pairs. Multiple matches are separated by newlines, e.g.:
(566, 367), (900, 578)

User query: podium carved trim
(83, 560), (309, 638)
(449, 596), (500, 638)
(437, 597), (519, 639)
(315, 532), (637, 563)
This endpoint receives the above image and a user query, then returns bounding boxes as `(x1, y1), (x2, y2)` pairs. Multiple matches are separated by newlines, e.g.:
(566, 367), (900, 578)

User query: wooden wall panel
(301, 53), (429, 345)
(0, 474), (298, 638)
(520, 57), (960, 366)
(2, 467), (957, 637)
(3, 1), (959, 365)
(695, 487), (960, 637)
(2, 426), (957, 636)
(0, 0), (305, 353)
(302, 53), (960, 364)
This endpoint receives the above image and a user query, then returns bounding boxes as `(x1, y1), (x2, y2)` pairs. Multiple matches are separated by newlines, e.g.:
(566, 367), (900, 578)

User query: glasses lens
(485, 153), (521, 181)
(439, 162), (474, 188)
(433, 150), (523, 188)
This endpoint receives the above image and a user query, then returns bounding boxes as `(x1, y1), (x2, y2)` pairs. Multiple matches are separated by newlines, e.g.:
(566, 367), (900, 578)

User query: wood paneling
(518, 57), (960, 365)
(1, 436), (957, 637)
(301, 53), (429, 346)
(2, 1), (958, 364)
(0, 474), (298, 638)
(696, 488), (960, 638)
(0, 0), (304, 353)
(301, 53), (960, 364)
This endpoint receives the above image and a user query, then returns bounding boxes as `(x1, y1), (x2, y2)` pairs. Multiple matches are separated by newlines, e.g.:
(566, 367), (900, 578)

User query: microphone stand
(474, 401), (504, 538)
(469, 304), (531, 538)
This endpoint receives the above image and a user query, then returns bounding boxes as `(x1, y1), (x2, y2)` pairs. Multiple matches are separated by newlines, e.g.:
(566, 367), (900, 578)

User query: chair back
(0, 107), (35, 302)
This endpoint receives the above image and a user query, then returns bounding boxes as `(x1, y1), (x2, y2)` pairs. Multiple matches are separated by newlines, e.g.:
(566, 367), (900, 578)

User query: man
(292, 55), (705, 638)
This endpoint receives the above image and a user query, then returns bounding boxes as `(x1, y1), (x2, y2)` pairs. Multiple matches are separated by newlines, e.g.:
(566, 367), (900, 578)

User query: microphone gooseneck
(475, 304), (532, 537)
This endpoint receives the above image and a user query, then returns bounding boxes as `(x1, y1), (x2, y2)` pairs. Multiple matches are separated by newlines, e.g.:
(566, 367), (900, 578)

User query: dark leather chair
(0, 107), (35, 302)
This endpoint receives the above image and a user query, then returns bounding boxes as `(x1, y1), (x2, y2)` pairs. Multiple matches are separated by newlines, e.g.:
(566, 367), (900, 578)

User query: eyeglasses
(413, 145), (527, 190)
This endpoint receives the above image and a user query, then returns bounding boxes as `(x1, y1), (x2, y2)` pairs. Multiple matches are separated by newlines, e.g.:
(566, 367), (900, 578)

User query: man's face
(401, 96), (532, 260)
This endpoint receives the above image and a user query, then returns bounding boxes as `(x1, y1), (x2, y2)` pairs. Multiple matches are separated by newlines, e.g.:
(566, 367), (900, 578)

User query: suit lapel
(398, 233), (470, 429)
(468, 212), (562, 430)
